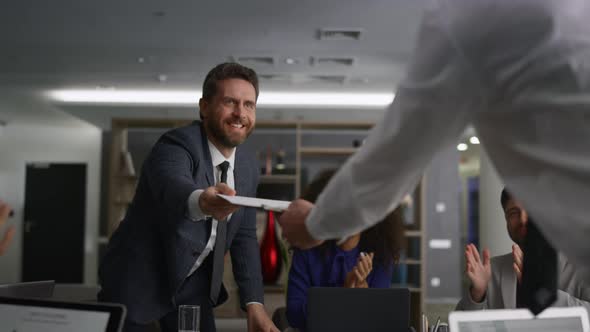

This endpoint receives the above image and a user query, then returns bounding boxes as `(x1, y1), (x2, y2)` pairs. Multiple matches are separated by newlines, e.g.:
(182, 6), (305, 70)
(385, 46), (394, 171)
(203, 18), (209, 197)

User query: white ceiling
(0, 0), (426, 129)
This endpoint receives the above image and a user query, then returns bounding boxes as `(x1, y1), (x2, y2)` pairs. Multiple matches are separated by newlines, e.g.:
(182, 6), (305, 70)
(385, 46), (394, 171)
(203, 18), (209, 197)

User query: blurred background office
(0, 0), (515, 329)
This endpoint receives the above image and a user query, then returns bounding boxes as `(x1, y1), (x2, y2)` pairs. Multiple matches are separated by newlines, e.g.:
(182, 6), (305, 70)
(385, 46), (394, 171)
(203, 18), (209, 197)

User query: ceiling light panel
(308, 75), (347, 84)
(48, 90), (395, 108)
(233, 56), (275, 66)
(314, 57), (356, 67)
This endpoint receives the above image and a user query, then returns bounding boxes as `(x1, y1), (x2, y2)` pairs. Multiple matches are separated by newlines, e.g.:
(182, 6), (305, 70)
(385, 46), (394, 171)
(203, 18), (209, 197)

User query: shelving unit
(104, 118), (426, 326)
(404, 230), (423, 237)
(106, 118), (192, 238)
(298, 147), (358, 155)
(259, 174), (297, 184)
(401, 178), (427, 329)
(252, 121), (373, 199)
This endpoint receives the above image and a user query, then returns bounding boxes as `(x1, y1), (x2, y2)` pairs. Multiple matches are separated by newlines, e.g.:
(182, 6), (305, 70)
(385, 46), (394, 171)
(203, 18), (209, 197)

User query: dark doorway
(22, 163), (87, 283)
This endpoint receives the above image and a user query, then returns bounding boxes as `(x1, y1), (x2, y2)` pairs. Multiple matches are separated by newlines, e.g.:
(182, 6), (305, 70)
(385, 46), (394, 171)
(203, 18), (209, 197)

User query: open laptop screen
(450, 307), (589, 332)
(0, 296), (125, 332)
(307, 287), (410, 332)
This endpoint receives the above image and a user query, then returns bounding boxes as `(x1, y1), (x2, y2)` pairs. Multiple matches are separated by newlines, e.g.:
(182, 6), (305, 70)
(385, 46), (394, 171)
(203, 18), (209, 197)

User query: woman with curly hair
(285, 169), (406, 331)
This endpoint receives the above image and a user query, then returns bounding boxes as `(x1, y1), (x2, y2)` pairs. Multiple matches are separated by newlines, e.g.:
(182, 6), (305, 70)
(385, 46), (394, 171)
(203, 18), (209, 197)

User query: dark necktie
(521, 218), (557, 315)
(210, 161), (229, 304)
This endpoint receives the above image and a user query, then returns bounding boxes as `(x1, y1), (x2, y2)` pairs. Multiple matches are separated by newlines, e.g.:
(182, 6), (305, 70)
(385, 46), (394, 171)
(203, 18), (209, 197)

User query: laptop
(0, 280), (55, 298)
(0, 296), (126, 332)
(449, 307), (590, 332)
(307, 287), (410, 332)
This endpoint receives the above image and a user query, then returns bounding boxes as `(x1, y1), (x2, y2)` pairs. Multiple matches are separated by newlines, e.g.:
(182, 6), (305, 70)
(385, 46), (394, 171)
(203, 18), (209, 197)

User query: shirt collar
(208, 140), (235, 171)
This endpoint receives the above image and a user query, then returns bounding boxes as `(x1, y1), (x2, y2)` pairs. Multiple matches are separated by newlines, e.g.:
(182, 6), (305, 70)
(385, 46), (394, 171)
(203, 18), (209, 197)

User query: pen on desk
(421, 313), (428, 332)
(433, 316), (441, 332)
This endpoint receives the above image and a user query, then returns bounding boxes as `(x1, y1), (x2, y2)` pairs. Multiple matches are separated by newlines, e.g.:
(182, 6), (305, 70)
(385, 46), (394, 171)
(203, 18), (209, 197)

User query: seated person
(457, 188), (590, 310)
(0, 200), (15, 256)
(286, 170), (405, 331)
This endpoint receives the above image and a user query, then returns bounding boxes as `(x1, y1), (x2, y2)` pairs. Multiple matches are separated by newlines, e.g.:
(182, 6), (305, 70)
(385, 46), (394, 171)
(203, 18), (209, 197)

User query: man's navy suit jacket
(98, 121), (263, 323)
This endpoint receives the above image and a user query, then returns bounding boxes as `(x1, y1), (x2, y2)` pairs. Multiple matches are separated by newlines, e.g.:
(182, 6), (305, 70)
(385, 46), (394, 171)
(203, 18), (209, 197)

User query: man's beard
(205, 117), (252, 148)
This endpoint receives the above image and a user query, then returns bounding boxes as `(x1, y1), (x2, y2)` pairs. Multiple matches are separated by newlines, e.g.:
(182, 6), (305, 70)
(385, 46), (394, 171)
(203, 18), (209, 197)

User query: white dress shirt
(306, 0), (590, 275)
(186, 140), (235, 277)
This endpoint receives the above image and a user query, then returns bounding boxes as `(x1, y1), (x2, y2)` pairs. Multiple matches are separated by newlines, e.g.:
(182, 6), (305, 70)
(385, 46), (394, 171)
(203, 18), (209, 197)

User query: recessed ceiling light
(285, 58), (297, 65)
(457, 143), (468, 151)
(137, 57), (145, 63)
(157, 74), (168, 83)
(469, 136), (480, 144)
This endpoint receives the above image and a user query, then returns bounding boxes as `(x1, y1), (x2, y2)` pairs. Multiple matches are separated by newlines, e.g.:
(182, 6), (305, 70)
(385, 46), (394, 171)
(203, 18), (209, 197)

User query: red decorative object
(260, 211), (282, 284)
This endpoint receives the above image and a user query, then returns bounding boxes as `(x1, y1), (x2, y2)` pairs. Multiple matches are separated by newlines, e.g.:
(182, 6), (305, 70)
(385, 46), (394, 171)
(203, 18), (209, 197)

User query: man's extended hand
(512, 244), (524, 284)
(198, 183), (239, 220)
(277, 199), (323, 249)
(465, 244), (491, 303)
(0, 200), (15, 256)
(246, 303), (280, 332)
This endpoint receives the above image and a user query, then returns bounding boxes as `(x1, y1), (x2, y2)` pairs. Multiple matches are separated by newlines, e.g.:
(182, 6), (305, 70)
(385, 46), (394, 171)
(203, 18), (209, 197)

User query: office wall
(0, 122), (101, 284)
(425, 145), (462, 301)
(479, 149), (512, 257)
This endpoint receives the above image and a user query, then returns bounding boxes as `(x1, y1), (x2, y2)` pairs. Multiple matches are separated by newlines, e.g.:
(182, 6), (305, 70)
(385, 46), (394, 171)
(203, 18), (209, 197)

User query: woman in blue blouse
(285, 170), (406, 331)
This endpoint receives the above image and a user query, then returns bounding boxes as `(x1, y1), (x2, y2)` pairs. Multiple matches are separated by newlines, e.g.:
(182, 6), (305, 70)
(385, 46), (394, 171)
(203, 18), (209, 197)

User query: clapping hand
(344, 252), (374, 288)
(512, 244), (524, 284)
(465, 244), (491, 302)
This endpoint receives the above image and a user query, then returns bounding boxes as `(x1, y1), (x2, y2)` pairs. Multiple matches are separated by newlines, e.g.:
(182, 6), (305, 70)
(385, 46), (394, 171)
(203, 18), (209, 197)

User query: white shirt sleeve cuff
(246, 302), (263, 307)
(187, 189), (209, 221)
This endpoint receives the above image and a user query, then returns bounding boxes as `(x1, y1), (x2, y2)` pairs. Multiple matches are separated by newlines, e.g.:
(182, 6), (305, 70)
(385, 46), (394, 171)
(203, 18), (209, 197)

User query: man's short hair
(500, 188), (513, 210)
(202, 62), (259, 101)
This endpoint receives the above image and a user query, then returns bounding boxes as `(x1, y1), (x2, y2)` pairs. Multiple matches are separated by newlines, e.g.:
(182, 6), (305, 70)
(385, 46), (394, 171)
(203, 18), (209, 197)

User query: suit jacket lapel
(501, 256), (517, 308)
(198, 122), (215, 186)
(233, 149), (249, 199)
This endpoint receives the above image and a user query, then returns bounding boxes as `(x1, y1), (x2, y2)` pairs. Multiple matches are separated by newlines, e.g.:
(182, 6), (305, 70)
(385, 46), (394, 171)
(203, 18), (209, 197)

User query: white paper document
(217, 194), (291, 212)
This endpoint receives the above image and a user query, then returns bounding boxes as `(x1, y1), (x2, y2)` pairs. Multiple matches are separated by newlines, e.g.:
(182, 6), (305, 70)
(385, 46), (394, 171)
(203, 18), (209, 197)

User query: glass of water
(178, 305), (200, 332)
